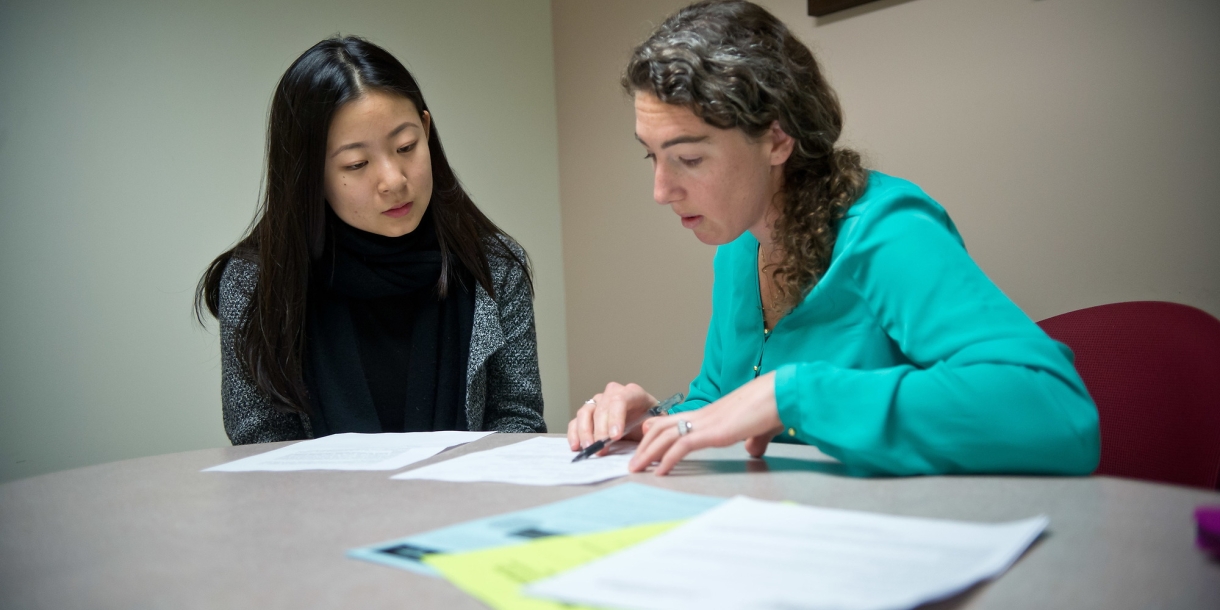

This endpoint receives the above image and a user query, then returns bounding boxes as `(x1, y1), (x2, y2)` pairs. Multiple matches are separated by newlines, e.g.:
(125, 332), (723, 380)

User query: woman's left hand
(629, 371), (785, 475)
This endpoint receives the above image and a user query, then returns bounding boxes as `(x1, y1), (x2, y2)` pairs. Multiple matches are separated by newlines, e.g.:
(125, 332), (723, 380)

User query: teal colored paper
(347, 483), (724, 576)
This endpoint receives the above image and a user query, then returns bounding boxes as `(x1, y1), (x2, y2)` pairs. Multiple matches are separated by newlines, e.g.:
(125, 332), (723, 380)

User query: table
(1, 433), (1217, 609)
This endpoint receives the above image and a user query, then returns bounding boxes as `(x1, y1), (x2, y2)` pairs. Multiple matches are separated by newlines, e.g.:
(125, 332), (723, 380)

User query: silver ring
(677, 420), (693, 436)
(584, 399), (596, 405)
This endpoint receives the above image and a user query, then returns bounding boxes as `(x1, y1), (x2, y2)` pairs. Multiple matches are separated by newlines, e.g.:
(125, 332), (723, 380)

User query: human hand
(629, 372), (784, 475)
(567, 382), (658, 453)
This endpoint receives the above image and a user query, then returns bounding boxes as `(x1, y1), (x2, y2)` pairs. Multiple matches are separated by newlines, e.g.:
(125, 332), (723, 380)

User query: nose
(377, 158), (409, 196)
(652, 161), (680, 206)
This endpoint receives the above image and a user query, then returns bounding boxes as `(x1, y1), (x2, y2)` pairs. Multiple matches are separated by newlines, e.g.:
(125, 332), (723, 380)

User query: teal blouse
(673, 172), (1100, 476)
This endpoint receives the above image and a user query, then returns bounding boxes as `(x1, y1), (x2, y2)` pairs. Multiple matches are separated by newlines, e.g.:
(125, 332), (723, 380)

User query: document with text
(525, 495), (1048, 610)
(392, 437), (633, 485)
(348, 483), (723, 576)
(202, 431), (494, 472)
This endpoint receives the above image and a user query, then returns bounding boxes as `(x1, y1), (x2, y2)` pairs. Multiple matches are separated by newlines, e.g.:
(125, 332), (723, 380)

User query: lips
(383, 201), (413, 218)
(680, 214), (703, 229)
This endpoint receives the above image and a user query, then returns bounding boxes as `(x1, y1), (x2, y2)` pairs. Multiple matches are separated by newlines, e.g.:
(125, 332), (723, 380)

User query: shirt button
(788, 428), (796, 437)
(753, 365), (760, 372)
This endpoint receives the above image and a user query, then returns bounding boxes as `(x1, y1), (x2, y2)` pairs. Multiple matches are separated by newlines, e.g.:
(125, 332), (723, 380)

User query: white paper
(391, 437), (633, 485)
(525, 495), (1048, 610)
(203, 431), (494, 472)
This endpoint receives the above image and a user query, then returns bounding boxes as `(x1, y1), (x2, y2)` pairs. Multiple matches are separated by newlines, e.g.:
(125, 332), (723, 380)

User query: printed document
(349, 483), (723, 576)
(525, 495), (1048, 610)
(426, 521), (682, 610)
(202, 431), (494, 472)
(391, 437), (633, 486)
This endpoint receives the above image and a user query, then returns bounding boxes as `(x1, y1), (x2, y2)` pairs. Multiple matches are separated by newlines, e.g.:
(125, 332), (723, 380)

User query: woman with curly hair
(568, 0), (1099, 476)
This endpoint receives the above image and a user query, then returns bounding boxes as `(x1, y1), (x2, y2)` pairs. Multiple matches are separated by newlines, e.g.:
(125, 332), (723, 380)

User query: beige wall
(0, 0), (570, 483)
(552, 0), (706, 411)
(553, 0), (1220, 408)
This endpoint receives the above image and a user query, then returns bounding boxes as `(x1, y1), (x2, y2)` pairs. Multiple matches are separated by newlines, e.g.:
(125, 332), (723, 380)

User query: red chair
(1038, 301), (1220, 490)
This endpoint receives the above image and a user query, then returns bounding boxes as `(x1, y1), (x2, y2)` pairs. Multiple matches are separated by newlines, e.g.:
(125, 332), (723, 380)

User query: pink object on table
(1196, 506), (1220, 555)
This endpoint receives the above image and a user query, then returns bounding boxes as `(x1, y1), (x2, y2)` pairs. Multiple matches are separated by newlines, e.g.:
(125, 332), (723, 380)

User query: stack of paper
(348, 483), (724, 576)
(523, 496), (1048, 610)
(202, 431), (494, 472)
(392, 437), (634, 486)
(427, 521), (681, 610)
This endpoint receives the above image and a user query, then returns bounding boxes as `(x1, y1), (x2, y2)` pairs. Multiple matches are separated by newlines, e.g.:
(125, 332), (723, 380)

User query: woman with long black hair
(197, 36), (545, 444)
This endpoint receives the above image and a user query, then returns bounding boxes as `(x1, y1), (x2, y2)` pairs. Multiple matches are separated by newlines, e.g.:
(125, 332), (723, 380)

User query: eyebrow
(635, 134), (710, 149)
(329, 121), (420, 158)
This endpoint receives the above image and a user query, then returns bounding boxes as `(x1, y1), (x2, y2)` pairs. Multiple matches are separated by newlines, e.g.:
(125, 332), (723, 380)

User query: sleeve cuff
(774, 363), (805, 442)
(669, 400), (707, 414)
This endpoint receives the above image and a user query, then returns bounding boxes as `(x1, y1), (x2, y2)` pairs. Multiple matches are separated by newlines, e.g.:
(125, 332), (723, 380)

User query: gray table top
(1, 433), (1218, 609)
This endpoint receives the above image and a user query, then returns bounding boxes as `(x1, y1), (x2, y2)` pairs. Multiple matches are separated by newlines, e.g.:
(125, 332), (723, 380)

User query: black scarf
(304, 208), (474, 435)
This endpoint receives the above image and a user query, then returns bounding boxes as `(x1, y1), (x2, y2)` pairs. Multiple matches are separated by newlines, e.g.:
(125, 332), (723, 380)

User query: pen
(571, 392), (684, 462)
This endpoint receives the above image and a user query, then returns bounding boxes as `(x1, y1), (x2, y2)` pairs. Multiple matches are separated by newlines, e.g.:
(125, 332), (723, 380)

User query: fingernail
(610, 426), (619, 437)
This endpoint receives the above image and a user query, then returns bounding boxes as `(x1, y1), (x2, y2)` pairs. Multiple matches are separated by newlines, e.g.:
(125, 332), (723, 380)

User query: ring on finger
(676, 420), (693, 436)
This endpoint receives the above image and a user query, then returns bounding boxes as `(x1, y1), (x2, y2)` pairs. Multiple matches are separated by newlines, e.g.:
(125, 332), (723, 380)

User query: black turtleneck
(303, 208), (475, 435)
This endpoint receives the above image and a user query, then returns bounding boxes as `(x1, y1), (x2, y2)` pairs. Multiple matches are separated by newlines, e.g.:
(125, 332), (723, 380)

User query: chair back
(1038, 301), (1220, 489)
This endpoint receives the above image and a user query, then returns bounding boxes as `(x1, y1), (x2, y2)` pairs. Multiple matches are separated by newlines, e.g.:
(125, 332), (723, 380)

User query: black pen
(571, 393), (684, 462)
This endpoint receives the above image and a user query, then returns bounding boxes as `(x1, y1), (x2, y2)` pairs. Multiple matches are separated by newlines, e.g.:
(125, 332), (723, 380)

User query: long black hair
(196, 36), (530, 415)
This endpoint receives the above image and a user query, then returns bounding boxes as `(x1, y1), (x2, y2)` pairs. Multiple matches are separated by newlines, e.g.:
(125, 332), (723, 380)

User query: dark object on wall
(807, 0), (882, 17)
(1038, 301), (1220, 490)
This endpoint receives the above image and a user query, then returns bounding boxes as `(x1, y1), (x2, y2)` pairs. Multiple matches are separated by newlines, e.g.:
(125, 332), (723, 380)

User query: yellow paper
(424, 521), (682, 610)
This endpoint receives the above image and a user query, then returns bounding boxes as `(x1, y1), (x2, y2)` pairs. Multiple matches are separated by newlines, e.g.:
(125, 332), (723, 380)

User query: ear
(767, 120), (795, 167)
(421, 110), (432, 138)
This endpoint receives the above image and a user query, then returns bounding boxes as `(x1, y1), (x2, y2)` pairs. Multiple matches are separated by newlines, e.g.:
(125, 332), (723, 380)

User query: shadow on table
(917, 582), (989, 609)
(667, 456), (853, 477)
(917, 533), (1050, 609)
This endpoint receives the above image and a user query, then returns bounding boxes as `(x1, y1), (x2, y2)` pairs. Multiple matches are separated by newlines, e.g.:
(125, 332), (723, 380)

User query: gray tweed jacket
(218, 239), (546, 444)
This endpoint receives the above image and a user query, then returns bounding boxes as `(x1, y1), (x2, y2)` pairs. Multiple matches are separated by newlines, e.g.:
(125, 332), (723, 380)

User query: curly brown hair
(623, 0), (868, 312)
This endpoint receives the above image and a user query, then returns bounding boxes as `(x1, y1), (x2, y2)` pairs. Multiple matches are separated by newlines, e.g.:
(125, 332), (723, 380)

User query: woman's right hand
(567, 382), (658, 452)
